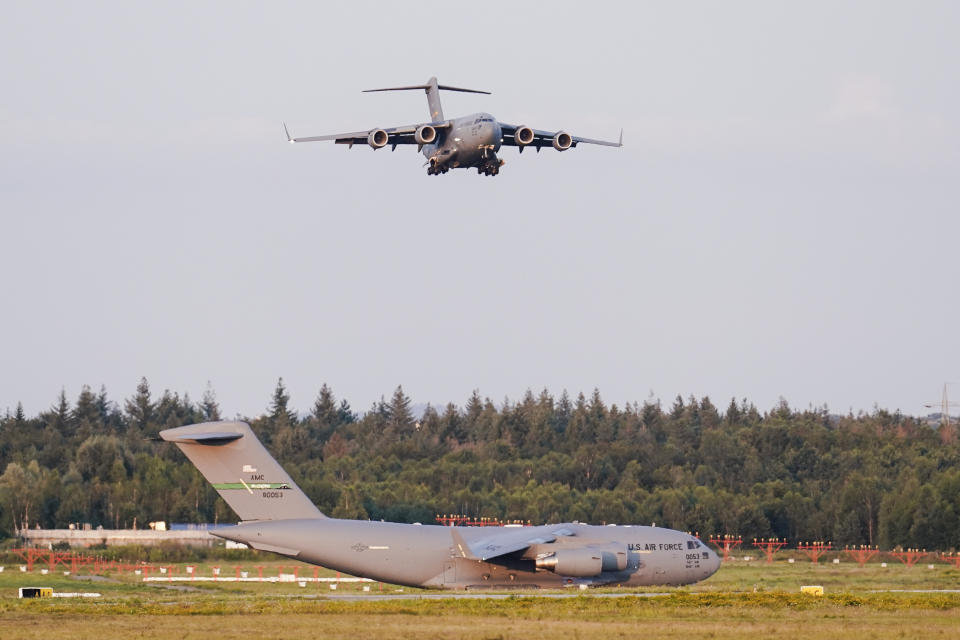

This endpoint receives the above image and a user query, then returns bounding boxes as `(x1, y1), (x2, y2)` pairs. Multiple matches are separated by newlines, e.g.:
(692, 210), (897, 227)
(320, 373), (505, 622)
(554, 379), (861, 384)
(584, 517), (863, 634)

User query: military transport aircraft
(284, 77), (622, 176)
(161, 421), (719, 589)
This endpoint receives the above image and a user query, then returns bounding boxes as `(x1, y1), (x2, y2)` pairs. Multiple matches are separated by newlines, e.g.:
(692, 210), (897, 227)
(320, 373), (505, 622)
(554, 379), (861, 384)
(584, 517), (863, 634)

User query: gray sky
(2, 1), (959, 419)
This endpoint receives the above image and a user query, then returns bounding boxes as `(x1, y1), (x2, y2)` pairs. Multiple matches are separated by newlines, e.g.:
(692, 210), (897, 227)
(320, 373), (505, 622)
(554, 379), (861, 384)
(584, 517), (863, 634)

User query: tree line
(1, 378), (958, 550)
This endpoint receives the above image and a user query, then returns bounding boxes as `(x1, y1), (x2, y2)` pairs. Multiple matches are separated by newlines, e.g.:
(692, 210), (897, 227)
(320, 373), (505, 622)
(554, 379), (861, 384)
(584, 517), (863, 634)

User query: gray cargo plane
(160, 421), (720, 589)
(284, 76), (622, 176)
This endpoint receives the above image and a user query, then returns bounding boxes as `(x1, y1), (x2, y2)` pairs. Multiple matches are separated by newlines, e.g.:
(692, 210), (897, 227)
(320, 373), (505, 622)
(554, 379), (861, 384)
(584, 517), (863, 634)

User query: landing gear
(426, 155), (452, 176)
(477, 155), (504, 177)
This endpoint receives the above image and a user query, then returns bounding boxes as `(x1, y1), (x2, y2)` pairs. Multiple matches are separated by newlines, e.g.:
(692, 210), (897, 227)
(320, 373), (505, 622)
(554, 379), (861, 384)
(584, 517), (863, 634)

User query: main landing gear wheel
(478, 156), (504, 176)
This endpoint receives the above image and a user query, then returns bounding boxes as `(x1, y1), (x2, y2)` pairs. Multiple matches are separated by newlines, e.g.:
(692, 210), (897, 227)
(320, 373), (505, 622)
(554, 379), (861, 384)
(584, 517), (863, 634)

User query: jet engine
(600, 545), (629, 571)
(535, 549), (603, 577)
(514, 125), (535, 147)
(535, 544), (629, 577)
(367, 129), (389, 149)
(415, 125), (437, 146)
(552, 131), (573, 151)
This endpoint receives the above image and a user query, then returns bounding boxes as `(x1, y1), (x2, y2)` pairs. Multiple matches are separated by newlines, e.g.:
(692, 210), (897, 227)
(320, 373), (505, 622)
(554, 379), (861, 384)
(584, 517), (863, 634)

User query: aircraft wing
(499, 123), (622, 149)
(284, 121), (450, 147)
(450, 526), (576, 561)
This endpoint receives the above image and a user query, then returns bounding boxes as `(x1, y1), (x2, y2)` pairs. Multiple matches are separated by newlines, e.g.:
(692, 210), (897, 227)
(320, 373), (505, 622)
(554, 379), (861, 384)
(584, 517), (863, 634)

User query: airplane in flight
(284, 77), (622, 176)
(160, 421), (720, 590)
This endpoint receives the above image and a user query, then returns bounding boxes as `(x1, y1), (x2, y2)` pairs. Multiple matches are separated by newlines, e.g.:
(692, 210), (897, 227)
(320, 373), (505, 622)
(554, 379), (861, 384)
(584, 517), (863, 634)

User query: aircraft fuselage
(423, 112), (503, 175)
(214, 519), (721, 590)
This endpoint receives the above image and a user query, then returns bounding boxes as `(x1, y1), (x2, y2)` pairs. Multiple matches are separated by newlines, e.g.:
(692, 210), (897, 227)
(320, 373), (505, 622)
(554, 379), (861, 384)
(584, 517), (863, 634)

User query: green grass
(684, 558), (960, 593)
(2, 560), (959, 639)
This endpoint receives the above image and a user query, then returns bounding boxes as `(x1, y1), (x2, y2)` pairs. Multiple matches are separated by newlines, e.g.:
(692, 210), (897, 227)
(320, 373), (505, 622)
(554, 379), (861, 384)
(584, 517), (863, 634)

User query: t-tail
(159, 421), (324, 522)
(363, 76), (490, 122)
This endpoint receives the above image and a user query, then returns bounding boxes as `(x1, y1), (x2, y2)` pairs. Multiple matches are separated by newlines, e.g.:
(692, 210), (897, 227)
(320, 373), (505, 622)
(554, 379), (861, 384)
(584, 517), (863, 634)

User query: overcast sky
(2, 2), (959, 419)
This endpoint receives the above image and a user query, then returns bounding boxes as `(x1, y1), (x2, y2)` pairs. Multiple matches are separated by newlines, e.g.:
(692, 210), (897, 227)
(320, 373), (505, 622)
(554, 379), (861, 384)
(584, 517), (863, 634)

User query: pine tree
(73, 385), (99, 437)
(670, 395), (685, 420)
(41, 391), (72, 467)
(96, 385), (112, 425)
(440, 402), (465, 443)
(555, 390), (572, 437)
(463, 389), (484, 441)
(311, 383), (338, 442)
(387, 385), (414, 435)
(699, 396), (721, 430)
(588, 388), (611, 442)
(312, 384), (337, 422)
(337, 399), (355, 424)
(465, 390), (482, 417)
(269, 377), (297, 426)
(51, 389), (71, 436)
(200, 381), (221, 421)
(125, 377), (155, 435)
(564, 392), (591, 449)
(724, 397), (742, 426)
(521, 388), (555, 454)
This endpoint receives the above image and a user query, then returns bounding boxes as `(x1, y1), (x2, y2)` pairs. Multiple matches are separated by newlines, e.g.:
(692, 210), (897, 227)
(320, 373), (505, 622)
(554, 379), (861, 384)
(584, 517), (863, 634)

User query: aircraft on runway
(284, 77), (622, 176)
(160, 421), (720, 590)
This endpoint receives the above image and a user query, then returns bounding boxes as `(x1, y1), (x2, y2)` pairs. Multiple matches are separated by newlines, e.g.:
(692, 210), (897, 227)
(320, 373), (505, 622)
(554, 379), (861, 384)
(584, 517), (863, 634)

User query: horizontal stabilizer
(363, 84), (490, 95)
(169, 431), (243, 445)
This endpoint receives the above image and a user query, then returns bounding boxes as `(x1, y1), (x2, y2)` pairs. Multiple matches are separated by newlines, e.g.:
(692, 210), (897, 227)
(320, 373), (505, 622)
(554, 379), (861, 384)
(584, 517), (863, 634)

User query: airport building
(17, 523), (220, 548)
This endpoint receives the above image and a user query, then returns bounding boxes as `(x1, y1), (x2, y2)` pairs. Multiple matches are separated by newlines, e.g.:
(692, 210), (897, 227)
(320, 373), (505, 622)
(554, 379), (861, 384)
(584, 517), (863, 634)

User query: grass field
(2, 559), (959, 639)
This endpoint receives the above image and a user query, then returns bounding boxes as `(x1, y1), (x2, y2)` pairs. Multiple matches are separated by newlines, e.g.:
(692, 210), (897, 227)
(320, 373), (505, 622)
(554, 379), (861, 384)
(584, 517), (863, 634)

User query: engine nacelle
(514, 125), (535, 147)
(415, 125), (437, 146)
(367, 129), (389, 149)
(535, 549), (603, 577)
(600, 545), (629, 572)
(552, 131), (573, 151)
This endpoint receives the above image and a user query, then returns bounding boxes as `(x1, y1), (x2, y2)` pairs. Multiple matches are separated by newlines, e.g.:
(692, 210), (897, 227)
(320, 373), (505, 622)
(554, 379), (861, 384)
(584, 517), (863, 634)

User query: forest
(1, 378), (958, 550)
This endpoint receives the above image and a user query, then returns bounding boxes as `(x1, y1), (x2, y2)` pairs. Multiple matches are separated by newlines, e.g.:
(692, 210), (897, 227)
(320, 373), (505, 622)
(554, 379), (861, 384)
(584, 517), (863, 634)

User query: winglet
(284, 122), (294, 144)
(618, 129), (623, 147)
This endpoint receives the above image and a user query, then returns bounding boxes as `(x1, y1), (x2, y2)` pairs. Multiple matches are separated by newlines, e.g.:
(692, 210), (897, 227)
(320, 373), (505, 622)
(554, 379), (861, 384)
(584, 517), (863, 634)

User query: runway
(310, 592), (673, 601)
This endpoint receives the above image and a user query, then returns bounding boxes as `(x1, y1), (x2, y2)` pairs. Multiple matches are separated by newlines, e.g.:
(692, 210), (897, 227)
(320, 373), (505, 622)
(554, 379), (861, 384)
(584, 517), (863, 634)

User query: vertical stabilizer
(159, 421), (324, 522)
(425, 76), (444, 121)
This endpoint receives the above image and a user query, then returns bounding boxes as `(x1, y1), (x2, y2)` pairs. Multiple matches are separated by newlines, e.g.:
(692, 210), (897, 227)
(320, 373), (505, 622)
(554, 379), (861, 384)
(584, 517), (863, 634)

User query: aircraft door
(442, 560), (456, 586)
